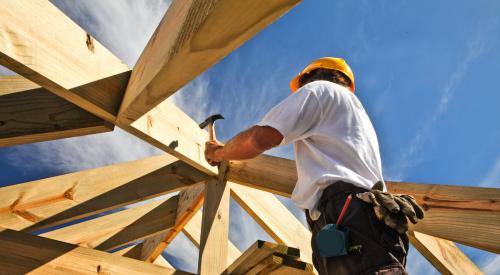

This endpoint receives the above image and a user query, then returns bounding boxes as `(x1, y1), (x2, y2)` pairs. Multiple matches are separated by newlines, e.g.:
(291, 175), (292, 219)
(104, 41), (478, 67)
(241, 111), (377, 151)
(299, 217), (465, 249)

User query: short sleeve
(257, 88), (323, 145)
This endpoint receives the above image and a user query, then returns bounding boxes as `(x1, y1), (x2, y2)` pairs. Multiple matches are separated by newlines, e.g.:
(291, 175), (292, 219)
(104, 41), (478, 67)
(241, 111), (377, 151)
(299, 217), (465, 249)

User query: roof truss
(0, 0), (496, 273)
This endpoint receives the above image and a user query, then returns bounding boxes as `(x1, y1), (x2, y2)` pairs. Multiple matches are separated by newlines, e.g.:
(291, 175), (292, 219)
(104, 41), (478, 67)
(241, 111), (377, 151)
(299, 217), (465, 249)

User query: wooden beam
(245, 254), (314, 275)
(198, 164), (230, 274)
(118, 0), (301, 125)
(143, 182), (207, 262)
(409, 231), (483, 275)
(228, 155), (297, 197)
(230, 183), (312, 264)
(114, 242), (174, 269)
(225, 240), (301, 274)
(41, 196), (178, 251)
(128, 99), (218, 176)
(0, 75), (40, 96)
(227, 156), (500, 253)
(182, 210), (242, 264)
(0, 76), (113, 146)
(0, 154), (208, 232)
(0, 0), (130, 122)
(0, 228), (188, 274)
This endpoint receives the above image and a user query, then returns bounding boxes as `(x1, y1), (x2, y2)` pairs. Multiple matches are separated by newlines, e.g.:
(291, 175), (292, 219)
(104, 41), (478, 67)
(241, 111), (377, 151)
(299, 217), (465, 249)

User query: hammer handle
(208, 123), (215, 141)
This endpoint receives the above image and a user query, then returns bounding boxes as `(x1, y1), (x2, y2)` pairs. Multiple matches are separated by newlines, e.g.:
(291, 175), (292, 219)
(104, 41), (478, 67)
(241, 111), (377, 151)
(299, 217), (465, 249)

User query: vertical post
(198, 162), (230, 274)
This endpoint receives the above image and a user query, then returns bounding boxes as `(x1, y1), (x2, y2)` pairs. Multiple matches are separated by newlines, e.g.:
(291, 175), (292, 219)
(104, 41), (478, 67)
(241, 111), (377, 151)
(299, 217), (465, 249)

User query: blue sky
(0, 0), (499, 273)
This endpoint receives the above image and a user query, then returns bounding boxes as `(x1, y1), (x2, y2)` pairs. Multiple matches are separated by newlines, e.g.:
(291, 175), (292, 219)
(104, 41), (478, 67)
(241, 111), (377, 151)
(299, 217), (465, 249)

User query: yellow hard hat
(290, 57), (355, 93)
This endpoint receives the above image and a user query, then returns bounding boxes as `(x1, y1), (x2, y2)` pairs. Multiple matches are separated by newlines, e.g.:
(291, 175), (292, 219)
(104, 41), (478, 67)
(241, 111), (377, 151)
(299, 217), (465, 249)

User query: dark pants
(306, 181), (409, 275)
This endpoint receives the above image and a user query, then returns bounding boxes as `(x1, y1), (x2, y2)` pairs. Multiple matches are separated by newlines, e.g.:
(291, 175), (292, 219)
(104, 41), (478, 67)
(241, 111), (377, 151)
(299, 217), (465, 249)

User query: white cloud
(7, 128), (161, 173)
(50, 0), (171, 67)
(480, 157), (500, 187)
(389, 23), (490, 179)
(481, 254), (500, 275)
(406, 246), (439, 275)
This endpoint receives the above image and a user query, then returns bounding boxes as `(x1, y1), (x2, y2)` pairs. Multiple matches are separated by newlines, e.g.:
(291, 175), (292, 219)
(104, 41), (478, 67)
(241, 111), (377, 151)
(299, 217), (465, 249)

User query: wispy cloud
(389, 21), (491, 180)
(481, 254), (500, 275)
(7, 129), (160, 173)
(480, 157), (500, 187)
(406, 246), (439, 275)
(51, 0), (171, 67)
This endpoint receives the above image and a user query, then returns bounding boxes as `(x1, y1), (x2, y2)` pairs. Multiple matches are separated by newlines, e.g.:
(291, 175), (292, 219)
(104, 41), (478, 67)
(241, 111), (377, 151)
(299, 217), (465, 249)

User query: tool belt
(315, 180), (409, 264)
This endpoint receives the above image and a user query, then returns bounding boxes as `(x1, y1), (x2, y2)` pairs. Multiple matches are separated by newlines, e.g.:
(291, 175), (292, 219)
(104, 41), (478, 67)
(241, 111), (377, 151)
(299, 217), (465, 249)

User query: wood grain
(198, 178), (231, 274)
(409, 231), (483, 275)
(144, 182), (207, 262)
(182, 210), (242, 265)
(0, 154), (208, 232)
(0, 85), (113, 147)
(0, 0), (130, 122)
(228, 156), (500, 253)
(0, 228), (186, 274)
(114, 242), (174, 269)
(230, 183), (312, 265)
(225, 240), (301, 275)
(118, 0), (301, 124)
(41, 196), (178, 251)
(0, 75), (40, 96)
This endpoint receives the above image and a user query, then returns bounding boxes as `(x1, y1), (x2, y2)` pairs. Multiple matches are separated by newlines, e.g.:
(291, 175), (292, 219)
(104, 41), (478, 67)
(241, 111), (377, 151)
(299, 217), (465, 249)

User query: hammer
(199, 114), (224, 141)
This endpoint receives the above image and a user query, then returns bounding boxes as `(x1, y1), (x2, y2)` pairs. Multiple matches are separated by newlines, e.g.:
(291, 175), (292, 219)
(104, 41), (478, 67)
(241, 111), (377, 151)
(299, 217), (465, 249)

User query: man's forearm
(214, 126), (283, 161)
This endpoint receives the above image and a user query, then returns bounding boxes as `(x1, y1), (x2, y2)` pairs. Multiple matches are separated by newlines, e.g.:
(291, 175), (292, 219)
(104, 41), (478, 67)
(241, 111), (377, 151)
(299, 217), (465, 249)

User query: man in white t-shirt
(204, 57), (410, 274)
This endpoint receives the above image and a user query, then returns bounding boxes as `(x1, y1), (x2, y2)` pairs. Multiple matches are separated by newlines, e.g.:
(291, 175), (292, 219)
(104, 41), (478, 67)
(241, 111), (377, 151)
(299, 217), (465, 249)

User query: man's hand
(204, 140), (224, 166)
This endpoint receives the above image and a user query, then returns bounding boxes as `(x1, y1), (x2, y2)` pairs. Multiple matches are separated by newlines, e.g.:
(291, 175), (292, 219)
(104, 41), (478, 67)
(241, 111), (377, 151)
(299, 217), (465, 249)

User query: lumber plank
(230, 183), (312, 264)
(198, 175), (231, 274)
(144, 182), (207, 262)
(0, 77), (113, 146)
(130, 99), (217, 175)
(0, 75), (40, 96)
(228, 156), (500, 253)
(0, 228), (187, 275)
(225, 240), (301, 275)
(228, 155), (297, 197)
(118, 0), (301, 125)
(43, 198), (175, 251)
(41, 196), (178, 251)
(114, 242), (174, 269)
(246, 254), (314, 275)
(0, 154), (208, 232)
(0, 0), (130, 122)
(409, 231), (483, 275)
(182, 210), (242, 264)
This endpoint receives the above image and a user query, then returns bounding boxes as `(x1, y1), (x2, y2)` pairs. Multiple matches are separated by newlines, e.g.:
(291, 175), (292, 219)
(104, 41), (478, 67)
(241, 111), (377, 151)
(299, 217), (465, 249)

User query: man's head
(290, 57), (355, 93)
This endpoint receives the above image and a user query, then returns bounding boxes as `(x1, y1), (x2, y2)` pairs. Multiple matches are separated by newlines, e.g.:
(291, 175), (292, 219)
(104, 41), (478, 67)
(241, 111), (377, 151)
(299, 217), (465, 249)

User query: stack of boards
(225, 240), (314, 274)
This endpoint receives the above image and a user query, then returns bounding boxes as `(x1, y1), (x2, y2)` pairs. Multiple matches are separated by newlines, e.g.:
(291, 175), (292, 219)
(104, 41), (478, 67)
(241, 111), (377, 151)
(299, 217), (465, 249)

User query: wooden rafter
(198, 167), (231, 274)
(225, 240), (310, 274)
(118, 0), (301, 125)
(114, 244), (174, 269)
(0, 228), (186, 274)
(0, 75), (113, 146)
(0, 154), (208, 232)
(183, 210), (242, 264)
(409, 231), (483, 275)
(41, 196), (178, 251)
(230, 183), (312, 264)
(143, 182), (207, 262)
(228, 156), (500, 253)
(0, 0), (130, 122)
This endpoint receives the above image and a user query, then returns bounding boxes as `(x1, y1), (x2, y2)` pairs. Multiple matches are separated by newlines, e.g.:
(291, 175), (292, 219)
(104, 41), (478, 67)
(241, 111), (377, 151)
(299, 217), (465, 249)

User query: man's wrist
(213, 148), (224, 162)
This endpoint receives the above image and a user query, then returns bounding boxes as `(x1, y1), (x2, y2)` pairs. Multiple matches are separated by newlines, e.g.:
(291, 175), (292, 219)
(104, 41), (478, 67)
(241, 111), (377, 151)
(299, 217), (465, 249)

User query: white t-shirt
(257, 80), (384, 220)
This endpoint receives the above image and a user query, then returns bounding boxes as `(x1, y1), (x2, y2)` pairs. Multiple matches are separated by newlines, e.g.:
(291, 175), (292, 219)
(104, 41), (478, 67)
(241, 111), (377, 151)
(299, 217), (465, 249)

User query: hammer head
(199, 114), (224, 129)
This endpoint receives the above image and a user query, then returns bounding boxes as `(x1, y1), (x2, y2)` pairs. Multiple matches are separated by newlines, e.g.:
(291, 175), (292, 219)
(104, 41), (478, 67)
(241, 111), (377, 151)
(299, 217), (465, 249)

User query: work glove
(356, 182), (425, 234)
